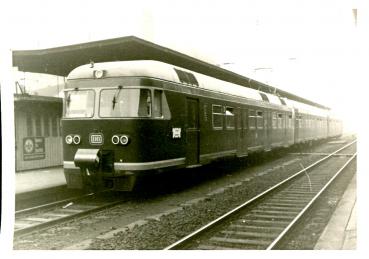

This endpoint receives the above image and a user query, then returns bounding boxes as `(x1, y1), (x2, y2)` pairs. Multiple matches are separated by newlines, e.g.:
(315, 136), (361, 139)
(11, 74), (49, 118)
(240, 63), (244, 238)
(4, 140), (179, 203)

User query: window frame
(99, 87), (152, 118)
(212, 104), (224, 130)
(256, 110), (263, 129)
(64, 89), (95, 118)
(277, 113), (283, 129)
(225, 106), (235, 130)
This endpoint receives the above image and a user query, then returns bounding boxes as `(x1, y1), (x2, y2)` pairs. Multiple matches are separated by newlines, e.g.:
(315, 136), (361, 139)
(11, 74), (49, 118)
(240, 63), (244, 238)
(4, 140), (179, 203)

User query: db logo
(89, 133), (104, 145)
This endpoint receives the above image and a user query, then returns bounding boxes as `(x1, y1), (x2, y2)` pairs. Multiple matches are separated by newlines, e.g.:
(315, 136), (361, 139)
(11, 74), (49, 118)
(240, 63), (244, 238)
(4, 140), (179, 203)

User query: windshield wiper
(112, 85), (123, 110)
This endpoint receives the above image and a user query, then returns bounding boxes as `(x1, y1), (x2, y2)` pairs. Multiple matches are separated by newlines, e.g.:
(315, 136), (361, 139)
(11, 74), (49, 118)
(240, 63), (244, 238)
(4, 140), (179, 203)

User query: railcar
(62, 60), (341, 191)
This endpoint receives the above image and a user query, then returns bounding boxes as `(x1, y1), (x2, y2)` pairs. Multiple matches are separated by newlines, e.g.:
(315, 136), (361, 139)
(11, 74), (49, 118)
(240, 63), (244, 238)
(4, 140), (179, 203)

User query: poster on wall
(23, 137), (45, 160)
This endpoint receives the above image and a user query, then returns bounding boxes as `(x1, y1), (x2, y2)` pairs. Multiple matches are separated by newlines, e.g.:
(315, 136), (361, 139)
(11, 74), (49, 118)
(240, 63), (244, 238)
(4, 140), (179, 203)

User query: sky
(3, 0), (363, 129)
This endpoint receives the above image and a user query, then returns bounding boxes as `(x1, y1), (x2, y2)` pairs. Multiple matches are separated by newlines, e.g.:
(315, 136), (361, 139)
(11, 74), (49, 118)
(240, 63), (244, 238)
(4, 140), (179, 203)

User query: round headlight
(112, 135), (120, 145)
(120, 135), (129, 145)
(94, 70), (104, 79)
(73, 135), (81, 144)
(65, 135), (73, 145)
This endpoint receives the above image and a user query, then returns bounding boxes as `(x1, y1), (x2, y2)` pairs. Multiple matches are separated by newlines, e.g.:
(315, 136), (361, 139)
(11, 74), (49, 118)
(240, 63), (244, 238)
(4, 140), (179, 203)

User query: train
(62, 60), (342, 191)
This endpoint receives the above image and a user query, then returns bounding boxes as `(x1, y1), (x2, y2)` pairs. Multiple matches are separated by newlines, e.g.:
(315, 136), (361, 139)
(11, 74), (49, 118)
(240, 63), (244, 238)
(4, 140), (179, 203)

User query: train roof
(12, 36), (329, 110)
(283, 98), (328, 117)
(68, 60), (289, 105)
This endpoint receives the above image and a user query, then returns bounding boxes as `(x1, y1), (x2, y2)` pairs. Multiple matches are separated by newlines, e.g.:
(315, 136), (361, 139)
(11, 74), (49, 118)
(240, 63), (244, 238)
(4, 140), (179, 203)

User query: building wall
(15, 100), (63, 171)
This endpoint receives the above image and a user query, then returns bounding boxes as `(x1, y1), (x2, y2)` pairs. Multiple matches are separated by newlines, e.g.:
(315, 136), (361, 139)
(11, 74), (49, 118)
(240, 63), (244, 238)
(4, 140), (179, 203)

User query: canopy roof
(12, 36), (328, 109)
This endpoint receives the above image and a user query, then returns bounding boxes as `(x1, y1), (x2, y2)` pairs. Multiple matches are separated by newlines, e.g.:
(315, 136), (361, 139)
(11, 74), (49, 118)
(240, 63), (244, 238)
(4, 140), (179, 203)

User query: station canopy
(12, 36), (328, 109)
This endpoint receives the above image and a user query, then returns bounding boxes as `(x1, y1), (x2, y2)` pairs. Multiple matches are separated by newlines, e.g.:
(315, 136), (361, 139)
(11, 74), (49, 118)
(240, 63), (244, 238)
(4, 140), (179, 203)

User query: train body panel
(62, 60), (342, 191)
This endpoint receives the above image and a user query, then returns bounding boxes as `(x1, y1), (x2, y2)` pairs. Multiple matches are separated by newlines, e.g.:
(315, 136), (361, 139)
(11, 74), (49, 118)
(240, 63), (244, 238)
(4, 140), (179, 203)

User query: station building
(12, 69), (64, 171)
(14, 94), (63, 171)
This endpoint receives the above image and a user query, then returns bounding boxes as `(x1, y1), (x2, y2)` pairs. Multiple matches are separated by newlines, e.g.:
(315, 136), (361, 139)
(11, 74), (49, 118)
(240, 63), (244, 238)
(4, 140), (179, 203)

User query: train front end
(62, 62), (174, 191)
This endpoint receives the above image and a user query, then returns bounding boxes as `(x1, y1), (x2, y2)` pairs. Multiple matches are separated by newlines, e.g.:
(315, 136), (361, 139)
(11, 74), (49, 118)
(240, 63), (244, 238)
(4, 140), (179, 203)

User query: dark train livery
(62, 60), (342, 191)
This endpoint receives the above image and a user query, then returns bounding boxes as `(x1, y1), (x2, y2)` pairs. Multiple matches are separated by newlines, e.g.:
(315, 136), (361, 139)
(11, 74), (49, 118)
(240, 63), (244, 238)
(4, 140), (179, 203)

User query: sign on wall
(23, 137), (45, 160)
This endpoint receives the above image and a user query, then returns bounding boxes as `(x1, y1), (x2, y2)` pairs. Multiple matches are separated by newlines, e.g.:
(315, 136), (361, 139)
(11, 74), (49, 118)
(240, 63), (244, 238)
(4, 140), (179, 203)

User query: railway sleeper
(208, 236), (271, 248)
(228, 224), (284, 233)
(270, 197), (314, 203)
(243, 214), (295, 221)
(266, 198), (311, 204)
(256, 205), (302, 212)
(197, 245), (238, 250)
(261, 202), (305, 208)
(236, 219), (289, 227)
(282, 190), (317, 195)
(250, 209), (299, 216)
(220, 230), (277, 240)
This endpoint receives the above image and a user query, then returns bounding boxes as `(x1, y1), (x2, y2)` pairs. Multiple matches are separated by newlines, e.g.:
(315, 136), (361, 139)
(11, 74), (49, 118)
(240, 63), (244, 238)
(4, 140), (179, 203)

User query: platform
(15, 166), (66, 194)
(314, 173), (356, 250)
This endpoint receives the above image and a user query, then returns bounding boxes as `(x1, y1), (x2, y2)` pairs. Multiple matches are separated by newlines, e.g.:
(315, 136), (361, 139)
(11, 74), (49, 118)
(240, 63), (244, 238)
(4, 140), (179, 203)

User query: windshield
(99, 88), (152, 117)
(64, 90), (95, 118)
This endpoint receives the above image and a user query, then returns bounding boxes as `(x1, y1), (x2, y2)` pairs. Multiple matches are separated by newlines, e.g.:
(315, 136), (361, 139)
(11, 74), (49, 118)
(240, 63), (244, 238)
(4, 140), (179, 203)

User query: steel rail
(14, 200), (124, 237)
(14, 190), (122, 237)
(15, 192), (96, 216)
(164, 139), (356, 250)
(266, 152), (356, 249)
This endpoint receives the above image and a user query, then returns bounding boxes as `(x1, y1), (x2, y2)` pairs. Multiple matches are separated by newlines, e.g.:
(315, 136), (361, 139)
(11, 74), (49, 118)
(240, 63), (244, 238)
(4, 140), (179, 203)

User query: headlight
(112, 135), (120, 145)
(73, 135), (81, 144)
(94, 70), (105, 79)
(120, 135), (129, 145)
(65, 135), (73, 145)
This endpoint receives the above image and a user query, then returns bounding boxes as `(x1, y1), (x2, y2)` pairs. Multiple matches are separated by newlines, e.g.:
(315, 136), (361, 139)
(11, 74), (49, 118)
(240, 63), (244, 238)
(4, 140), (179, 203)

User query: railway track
(14, 191), (126, 237)
(165, 139), (356, 250)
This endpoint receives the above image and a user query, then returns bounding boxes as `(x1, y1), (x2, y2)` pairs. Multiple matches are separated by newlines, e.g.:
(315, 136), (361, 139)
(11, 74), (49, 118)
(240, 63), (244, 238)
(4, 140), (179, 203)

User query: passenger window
(277, 113), (283, 129)
(257, 111), (263, 129)
(225, 107), (235, 129)
(243, 109), (248, 129)
(212, 105), (223, 129)
(272, 112), (277, 129)
(249, 110), (256, 129)
(237, 109), (242, 130)
(288, 114), (292, 128)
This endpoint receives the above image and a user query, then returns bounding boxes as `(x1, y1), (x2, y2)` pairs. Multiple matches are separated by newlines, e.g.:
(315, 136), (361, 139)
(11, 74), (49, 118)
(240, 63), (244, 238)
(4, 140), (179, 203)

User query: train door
(186, 98), (200, 166)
